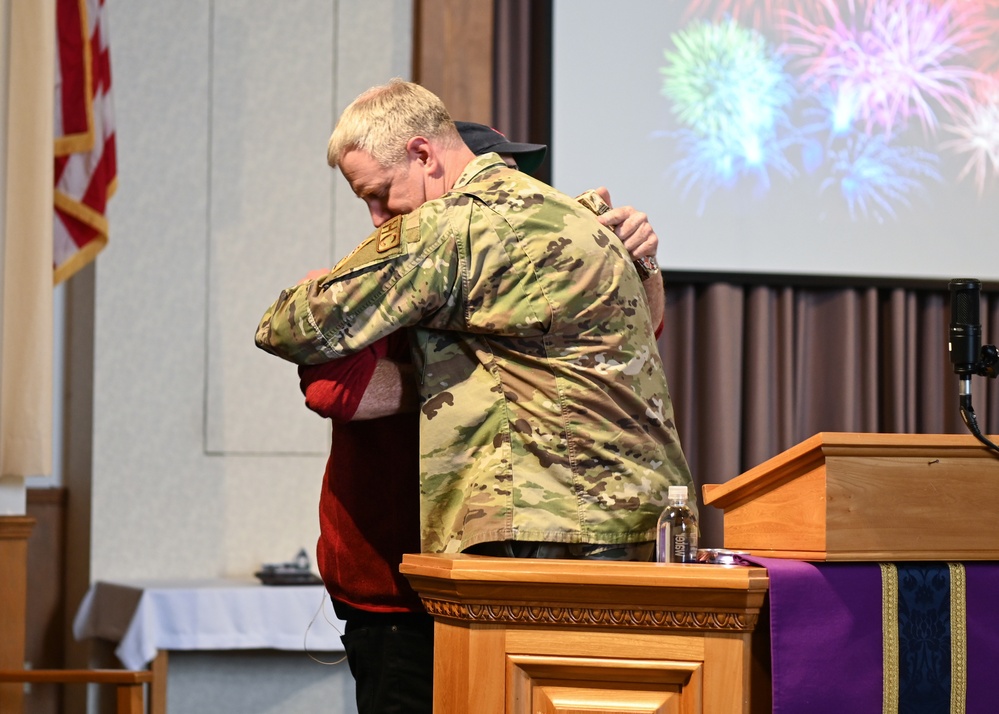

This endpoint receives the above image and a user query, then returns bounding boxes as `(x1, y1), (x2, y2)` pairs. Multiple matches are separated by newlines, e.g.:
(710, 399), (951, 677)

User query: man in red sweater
(300, 328), (428, 713)
(298, 123), (664, 714)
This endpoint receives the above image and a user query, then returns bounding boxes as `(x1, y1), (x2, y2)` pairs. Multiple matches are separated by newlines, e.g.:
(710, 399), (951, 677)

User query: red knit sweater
(298, 332), (423, 613)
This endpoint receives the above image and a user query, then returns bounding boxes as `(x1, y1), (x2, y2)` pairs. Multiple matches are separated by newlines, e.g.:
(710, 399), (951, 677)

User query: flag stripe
(53, 0), (115, 284)
(54, 0), (92, 154)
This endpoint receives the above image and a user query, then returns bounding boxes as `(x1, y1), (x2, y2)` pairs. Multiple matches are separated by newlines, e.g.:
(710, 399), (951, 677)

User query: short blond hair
(327, 79), (461, 169)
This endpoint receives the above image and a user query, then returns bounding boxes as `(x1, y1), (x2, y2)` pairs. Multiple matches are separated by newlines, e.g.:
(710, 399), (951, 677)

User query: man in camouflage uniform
(256, 79), (692, 558)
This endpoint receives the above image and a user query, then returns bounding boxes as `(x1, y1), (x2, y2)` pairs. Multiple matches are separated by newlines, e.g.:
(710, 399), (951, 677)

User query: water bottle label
(672, 532), (688, 561)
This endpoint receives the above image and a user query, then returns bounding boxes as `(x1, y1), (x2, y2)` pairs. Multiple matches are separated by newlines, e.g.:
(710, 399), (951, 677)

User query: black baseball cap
(455, 121), (548, 175)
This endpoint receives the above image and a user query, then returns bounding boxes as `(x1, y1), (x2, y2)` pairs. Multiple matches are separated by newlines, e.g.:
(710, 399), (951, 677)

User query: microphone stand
(957, 344), (999, 454)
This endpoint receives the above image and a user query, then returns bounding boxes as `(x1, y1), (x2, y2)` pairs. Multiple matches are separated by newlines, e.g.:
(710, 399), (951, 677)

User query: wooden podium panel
(400, 554), (769, 714)
(703, 432), (999, 560)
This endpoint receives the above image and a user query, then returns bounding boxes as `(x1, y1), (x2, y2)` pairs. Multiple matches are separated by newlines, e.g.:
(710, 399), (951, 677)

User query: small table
(73, 578), (345, 714)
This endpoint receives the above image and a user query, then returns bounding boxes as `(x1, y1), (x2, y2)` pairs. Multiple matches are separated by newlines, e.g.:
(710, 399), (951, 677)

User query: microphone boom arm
(959, 343), (999, 454)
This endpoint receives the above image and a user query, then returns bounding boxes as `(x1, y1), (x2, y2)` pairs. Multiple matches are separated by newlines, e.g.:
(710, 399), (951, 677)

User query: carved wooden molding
(421, 598), (758, 632)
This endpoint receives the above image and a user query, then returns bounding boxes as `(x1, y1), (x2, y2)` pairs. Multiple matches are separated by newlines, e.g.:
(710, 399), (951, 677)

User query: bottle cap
(668, 485), (688, 500)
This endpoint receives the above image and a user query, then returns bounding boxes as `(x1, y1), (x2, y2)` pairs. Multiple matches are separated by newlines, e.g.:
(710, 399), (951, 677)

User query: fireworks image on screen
(658, 0), (999, 219)
(659, 19), (798, 213)
(782, 0), (982, 137)
(821, 133), (941, 221)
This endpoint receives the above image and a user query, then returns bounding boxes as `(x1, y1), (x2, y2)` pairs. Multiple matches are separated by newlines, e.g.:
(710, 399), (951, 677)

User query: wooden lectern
(400, 554), (768, 714)
(702, 432), (999, 561)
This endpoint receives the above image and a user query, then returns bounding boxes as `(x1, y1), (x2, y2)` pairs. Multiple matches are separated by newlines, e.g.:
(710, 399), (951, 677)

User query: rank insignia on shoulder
(376, 214), (403, 253)
(575, 189), (610, 217)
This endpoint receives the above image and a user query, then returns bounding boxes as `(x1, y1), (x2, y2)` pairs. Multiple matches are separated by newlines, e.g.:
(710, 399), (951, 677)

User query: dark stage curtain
(493, 0), (999, 546)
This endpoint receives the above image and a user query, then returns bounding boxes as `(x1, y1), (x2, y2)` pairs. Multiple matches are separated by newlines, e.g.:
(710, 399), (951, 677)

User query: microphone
(948, 278), (999, 455)
(949, 278), (982, 376)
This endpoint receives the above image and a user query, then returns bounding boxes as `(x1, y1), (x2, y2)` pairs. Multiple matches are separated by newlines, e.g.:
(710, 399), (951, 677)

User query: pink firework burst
(782, 0), (985, 137)
(941, 74), (999, 195)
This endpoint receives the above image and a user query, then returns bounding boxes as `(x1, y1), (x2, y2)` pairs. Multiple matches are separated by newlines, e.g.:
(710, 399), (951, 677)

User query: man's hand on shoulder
(592, 187), (665, 336)
(592, 187), (658, 262)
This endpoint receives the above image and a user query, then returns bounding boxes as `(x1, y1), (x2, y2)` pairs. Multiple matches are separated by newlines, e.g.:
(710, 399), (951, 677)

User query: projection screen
(552, 0), (999, 282)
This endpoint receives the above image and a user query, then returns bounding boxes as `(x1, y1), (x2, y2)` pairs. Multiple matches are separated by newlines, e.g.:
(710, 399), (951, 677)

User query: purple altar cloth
(747, 556), (884, 714)
(964, 563), (999, 713)
(745, 557), (999, 714)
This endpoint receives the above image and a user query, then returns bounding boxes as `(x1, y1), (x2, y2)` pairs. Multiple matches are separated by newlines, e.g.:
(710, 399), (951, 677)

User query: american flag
(53, 0), (116, 284)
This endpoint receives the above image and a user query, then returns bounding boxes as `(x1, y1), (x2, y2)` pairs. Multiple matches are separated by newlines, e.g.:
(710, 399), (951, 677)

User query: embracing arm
(298, 334), (418, 422)
(256, 209), (458, 365)
(586, 187), (665, 336)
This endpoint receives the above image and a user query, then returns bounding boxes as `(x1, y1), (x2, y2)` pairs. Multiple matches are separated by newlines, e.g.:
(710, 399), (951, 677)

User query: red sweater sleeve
(297, 337), (391, 423)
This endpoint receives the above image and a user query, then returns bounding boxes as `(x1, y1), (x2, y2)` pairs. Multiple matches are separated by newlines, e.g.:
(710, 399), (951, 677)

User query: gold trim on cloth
(881, 563), (967, 714)
(950, 563), (967, 714)
(881, 563), (899, 714)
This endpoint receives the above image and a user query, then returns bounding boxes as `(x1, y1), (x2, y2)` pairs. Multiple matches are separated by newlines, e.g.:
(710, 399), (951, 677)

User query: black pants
(332, 600), (434, 714)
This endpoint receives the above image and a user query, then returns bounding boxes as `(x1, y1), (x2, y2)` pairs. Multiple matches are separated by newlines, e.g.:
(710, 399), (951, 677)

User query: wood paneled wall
(413, 0), (495, 124)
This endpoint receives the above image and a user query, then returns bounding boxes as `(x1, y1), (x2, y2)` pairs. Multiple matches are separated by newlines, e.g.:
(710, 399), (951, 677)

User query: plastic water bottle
(656, 485), (698, 563)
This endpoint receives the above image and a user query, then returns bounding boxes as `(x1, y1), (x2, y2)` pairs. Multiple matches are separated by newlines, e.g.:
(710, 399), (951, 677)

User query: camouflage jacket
(256, 154), (692, 553)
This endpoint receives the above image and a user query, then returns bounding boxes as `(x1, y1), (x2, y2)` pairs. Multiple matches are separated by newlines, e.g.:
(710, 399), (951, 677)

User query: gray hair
(327, 78), (461, 169)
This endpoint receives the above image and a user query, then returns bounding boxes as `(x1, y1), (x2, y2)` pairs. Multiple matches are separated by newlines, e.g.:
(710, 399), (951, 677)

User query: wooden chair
(0, 668), (154, 714)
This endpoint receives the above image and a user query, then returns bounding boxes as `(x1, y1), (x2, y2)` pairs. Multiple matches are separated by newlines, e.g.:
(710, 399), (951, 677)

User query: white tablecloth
(72, 578), (346, 670)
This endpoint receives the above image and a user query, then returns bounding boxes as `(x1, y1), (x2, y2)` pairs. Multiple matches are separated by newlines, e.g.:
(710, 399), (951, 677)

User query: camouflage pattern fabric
(256, 153), (693, 554)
